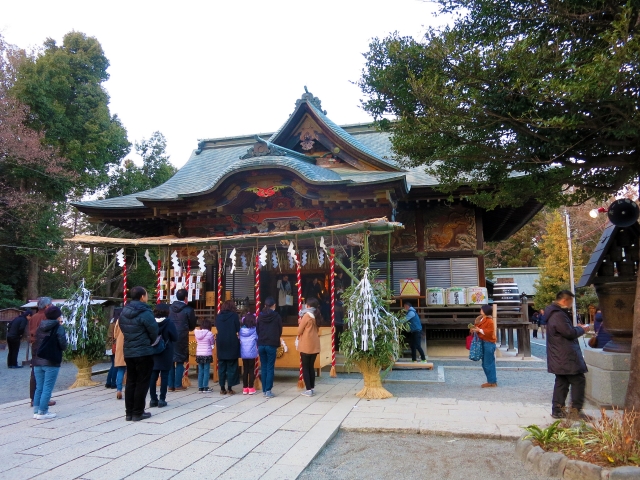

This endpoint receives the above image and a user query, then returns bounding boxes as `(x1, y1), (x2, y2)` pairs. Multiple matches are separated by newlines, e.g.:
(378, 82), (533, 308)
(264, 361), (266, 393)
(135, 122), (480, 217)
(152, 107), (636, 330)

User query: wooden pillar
(507, 328), (516, 351)
(88, 247), (94, 275)
(386, 232), (391, 291)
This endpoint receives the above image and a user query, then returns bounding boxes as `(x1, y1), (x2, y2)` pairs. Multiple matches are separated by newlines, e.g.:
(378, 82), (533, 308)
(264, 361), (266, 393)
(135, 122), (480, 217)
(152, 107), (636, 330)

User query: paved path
(0, 358), (596, 479)
(0, 374), (359, 480)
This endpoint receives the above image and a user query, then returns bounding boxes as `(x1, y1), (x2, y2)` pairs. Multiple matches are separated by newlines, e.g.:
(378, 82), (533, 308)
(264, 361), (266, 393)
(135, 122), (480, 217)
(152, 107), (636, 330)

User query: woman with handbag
(32, 306), (67, 419)
(470, 305), (497, 388)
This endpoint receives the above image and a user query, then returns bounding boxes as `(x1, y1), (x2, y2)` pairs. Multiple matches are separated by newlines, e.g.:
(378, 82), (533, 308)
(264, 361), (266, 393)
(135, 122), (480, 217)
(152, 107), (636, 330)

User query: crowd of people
(6, 278), (610, 423)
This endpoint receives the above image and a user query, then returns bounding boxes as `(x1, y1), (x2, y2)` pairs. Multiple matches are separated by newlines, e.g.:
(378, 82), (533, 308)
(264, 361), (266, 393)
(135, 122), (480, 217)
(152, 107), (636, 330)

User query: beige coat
(297, 313), (320, 354)
(114, 320), (126, 367)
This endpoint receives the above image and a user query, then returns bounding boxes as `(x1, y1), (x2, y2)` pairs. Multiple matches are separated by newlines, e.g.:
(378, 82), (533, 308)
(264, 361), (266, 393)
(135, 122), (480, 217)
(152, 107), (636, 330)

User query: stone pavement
(0, 374), (360, 480)
(0, 366), (585, 479)
(341, 396), (554, 440)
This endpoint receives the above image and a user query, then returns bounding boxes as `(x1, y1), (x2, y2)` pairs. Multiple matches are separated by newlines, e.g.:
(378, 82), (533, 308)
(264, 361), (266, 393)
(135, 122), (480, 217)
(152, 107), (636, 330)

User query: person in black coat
(119, 287), (158, 421)
(149, 303), (178, 408)
(215, 300), (241, 394)
(7, 309), (31, 368)
(168, 289), (197, 391)
(545, 290), (590, 420)
(257, 297), (283, 398)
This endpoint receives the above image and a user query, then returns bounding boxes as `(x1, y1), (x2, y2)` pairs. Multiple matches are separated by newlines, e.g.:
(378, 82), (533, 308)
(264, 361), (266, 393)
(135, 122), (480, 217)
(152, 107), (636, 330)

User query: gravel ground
(0, 341), (110, 404)
(300, 431), (553, 480)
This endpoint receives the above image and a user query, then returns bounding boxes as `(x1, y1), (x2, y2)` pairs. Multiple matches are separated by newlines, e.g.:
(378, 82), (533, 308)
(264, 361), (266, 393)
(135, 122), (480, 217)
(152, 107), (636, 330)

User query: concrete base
(584, 349), (631, 408)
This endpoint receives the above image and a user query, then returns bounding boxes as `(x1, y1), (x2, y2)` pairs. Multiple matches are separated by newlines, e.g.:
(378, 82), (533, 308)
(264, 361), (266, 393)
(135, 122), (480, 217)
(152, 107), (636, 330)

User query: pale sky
(2, 1), (448, 168)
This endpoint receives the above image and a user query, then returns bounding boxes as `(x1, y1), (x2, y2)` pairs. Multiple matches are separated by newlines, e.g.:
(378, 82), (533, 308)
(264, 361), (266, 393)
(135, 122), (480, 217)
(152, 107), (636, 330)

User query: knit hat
(45, 306), (62, 320)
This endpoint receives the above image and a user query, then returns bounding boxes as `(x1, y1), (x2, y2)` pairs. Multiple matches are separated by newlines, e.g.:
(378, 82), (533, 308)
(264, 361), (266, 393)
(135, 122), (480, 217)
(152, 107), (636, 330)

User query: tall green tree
(358, 1), (640, 415)
(107, 131), (176, 198)
(12, 31), (130, 195)
(6, 31), (130, 299)
(358, 1), (640, 209)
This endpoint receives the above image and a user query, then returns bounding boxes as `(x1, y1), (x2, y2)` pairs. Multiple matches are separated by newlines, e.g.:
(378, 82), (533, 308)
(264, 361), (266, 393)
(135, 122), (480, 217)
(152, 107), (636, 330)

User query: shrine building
(72, 89), (541, 355)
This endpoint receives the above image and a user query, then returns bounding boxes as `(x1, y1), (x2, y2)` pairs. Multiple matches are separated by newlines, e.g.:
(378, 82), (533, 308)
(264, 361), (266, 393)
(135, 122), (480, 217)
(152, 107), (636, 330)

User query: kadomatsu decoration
(62, 280), (106, 388)
(340, 249), (406, 399)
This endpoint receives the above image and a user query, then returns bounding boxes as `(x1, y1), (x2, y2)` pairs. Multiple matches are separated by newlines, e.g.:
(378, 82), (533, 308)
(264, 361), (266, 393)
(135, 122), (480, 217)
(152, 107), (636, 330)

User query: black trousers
(7, 337), (21, 367)
(301, 353), (317, 390)
(30, 366), (36, 400)
(532, 324), (538, 338)
(409, 330), (426, 361)
(149, 369), (169, 401)
(242, 358), (255, 388)
(124, 355), (154, 417)
(552, 373), (586, 412)
(218, 359), (239, 390)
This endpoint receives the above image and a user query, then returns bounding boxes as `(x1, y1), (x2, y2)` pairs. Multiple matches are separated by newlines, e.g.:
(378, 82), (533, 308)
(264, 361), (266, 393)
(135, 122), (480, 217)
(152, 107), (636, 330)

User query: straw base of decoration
(182, 375), (191, 388)
(330, 365), (337, 378)
(254, 377), (261, 390)
(297, 378), (305, 389)
(355, 360), (393, 399)
(69, 357), (100, 389)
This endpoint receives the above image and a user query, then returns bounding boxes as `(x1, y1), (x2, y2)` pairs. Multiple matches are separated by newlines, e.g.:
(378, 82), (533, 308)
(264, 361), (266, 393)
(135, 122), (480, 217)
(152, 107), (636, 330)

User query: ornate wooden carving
(424, 205), (477, 251)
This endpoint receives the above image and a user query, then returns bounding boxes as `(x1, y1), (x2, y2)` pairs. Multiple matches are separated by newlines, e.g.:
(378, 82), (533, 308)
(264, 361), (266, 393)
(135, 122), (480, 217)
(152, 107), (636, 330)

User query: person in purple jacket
(239, 313), (258, 395)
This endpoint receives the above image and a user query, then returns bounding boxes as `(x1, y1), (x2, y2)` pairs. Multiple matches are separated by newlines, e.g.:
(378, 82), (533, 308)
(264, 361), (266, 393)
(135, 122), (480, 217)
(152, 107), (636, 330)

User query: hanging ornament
(62, 279), (91, 350)
(240, 252), (248, 270)
(197, 250), (206, 271)
(259, 245), (268, 267)
(287, 242), (299, 265)
(271, 250), (279, 269)
(116, 248), (125, 267)
(171, 250), (180, 272)
(229, 248), (237, 274)
(318, 236), (327, 266)
(144, 249), (156, 271)
(301, 250), (308, 267)
(288, 251), (295, 269)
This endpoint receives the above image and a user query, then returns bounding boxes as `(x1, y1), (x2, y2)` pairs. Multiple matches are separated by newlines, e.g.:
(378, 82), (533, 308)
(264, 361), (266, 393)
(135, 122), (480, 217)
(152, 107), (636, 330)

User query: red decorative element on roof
(256, 187), (277, 197)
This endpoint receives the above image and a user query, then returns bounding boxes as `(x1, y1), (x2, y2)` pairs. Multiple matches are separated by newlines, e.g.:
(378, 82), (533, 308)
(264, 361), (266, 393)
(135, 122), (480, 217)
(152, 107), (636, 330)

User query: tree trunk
(26, 258), (39, 300)
(625, 266), (640, 409)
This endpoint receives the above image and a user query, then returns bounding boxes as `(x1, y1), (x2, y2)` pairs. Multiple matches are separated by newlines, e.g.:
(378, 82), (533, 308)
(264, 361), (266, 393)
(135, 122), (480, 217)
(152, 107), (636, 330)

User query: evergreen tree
(107, 131), (176, 198)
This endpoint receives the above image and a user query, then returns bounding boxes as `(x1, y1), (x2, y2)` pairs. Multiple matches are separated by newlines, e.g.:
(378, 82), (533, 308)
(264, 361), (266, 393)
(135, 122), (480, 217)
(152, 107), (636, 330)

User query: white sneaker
(36, 412), (56, 420)
(301, 390), (313, 397)
(33, 413), (38, 419)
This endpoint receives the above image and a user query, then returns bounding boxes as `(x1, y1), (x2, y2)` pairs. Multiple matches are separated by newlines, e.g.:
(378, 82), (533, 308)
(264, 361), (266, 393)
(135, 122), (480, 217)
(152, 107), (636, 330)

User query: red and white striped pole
(296, 254), (304, 389)
(186, 259), (191, 292)
(254, 253), (261, 388)
(330, 247), (337, 377)
(156, 259), (162, 304)
(217, 253), (223, 314)
(122, 259), (128, 306)
(255, 254), (261, 316)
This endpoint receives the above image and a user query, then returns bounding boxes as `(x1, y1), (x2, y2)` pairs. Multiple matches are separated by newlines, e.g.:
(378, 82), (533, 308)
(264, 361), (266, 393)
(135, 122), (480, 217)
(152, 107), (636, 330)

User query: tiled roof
(306, 103), (401, 170)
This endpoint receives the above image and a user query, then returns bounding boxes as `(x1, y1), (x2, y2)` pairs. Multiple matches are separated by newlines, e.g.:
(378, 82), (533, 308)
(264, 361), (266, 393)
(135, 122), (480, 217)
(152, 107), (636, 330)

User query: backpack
(37, 324), (63, 364)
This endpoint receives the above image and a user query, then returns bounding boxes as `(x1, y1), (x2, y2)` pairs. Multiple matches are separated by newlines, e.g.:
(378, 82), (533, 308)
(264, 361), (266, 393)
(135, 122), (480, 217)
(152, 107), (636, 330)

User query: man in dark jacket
(168, 289), (197, 391)
(546, 290), (590, 419)
(257, 297), (283, 398)
(403, 302), (426, 362)
(119, 286), (158, 421)
(7, 309), (31, 368)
